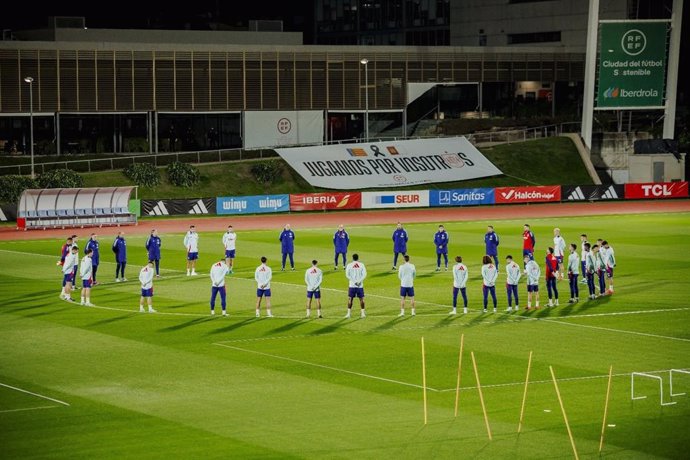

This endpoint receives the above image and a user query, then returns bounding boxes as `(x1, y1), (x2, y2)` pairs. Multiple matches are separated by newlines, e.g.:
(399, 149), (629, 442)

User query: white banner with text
(244, 110), (324, 149)
(274, 137), (502, 189)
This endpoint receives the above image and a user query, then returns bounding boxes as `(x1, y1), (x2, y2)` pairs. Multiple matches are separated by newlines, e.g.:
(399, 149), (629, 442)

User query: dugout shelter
(17, 186), (136, 230)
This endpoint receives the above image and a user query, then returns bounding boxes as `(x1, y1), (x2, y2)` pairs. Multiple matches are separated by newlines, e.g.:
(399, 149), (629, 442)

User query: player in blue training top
(333, 224), (349, 270)
(146, 228), (162, 277)
(484, 225), (500, 267)
(112, 231), (127, 282)
(279, 224), (296, 271)
(85, 233), (100, 285)
(434, 224), (449, 271)
(392, 222), (408, 270)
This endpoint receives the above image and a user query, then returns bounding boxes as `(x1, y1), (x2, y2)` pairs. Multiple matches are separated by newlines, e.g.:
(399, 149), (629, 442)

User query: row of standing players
(55, 223), (616, 317)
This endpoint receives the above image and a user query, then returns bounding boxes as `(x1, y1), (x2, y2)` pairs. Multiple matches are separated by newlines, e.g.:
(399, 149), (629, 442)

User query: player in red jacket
(545, 247), (559, 307)
(522, 224), (535, 262)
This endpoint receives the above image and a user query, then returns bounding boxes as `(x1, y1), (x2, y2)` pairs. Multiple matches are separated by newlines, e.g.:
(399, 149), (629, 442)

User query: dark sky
(0, 1), (313, 36)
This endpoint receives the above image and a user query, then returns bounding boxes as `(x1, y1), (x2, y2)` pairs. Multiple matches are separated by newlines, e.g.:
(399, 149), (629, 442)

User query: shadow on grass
(367, 315), (411, 334)
(6, 290), (56, 303)
(87, 313), (138, 327)
(309, 318), (348, 336)
(4, 301), (57, 313)
(25, 306), (72, 318)
(159, 317), (214, 332)
(465, 311), (492, 328)
(268, 318), (309, 335)
(207, 317), (257, 335)
(433, 313), (459, 329)
(166, 302), (201, 310)
(369, 271), (396, 279)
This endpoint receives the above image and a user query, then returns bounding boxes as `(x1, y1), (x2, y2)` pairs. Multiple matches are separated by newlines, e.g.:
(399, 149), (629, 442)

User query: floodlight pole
(361, 58), (369, 142)
(24, 76), (35, 179)
(663, 0), (683, 139)
(581, 0), (599, 150)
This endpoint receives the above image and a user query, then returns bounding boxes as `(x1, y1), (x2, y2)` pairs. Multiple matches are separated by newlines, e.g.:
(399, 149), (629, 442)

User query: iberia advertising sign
(624, 182), (688, 199)
(596, 21), (668, 109)
(290, 192), (362, 211)
(494, 186), (561, 204)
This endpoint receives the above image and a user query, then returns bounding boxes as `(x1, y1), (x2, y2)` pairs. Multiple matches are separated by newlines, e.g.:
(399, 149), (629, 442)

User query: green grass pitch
(1, 211), (689, 458)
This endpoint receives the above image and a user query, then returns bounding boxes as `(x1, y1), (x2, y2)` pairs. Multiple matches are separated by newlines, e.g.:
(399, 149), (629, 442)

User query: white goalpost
(670, 369), (690, 397)
(631, 372), (676, 406)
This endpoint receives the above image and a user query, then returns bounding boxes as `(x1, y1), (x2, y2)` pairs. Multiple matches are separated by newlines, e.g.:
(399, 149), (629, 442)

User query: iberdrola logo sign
(596, 22), (667, 108)
(603, 87), (620, 98)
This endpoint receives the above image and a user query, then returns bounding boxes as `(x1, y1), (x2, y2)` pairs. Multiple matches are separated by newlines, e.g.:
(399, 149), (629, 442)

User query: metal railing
(466, 124), (563, 145)
(0, 122), (581, 176)
(0, 147), (278, 176)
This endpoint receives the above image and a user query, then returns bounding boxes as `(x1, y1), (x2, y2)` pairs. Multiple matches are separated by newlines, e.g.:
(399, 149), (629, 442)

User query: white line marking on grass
(538, 318), (690, 343)
(0, 248), (181, 273)
(549, 307), (690, 319)
(214, 342), (439, 392)
(0, 405), (61, 413)
(437, 368), (690, 392)
(82, 303), (208, 317)
(0, 382), (70, 406)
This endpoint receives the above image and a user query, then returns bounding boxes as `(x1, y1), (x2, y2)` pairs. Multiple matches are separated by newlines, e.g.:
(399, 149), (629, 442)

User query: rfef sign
(596, 21), (668, 109)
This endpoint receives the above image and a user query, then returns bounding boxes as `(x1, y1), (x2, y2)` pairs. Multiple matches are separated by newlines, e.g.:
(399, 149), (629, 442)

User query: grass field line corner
(213, 342), (440, 392)
(0, 405), (62, 414)
(437, 367), (690, 392)
(0, 382), (70, 406)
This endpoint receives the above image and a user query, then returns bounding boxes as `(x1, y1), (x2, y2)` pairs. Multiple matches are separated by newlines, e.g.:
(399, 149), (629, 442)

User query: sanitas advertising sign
(430, 188), (494, 206)
(597, 21), (668, 109)
(275, 137), (502, 190)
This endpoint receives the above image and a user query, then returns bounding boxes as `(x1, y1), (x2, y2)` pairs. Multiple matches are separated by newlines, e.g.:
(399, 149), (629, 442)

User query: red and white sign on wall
(494, 186), (561, 204)
(625, 182), (688, 199)
(289, 192), (362, 211)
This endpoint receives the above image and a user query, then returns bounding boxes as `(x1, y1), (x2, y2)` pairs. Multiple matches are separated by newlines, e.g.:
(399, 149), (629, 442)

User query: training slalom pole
(421, 336), (428, 425)
(549, 366), (579, 460)
(454, 333), (465, 417)
(599, 365), (613, 453)
(517, 350), (533, 434)
(471, 351), (492, 440)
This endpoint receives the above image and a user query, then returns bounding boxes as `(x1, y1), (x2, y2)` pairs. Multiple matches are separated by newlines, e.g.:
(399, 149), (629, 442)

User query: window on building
(507, 31), (561, 44)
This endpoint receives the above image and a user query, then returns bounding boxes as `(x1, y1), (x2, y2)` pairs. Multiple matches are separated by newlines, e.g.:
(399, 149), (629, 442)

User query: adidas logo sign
(148, 201), (169, 216)
(567, 187), (585, 201)
(601, 186), (618, 199)
(189, 200), (209, 215)
(0, 207), (7, 222)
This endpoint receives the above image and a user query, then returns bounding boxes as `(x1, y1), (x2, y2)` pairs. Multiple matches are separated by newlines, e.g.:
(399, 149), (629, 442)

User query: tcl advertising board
(625, 182), (688, 199)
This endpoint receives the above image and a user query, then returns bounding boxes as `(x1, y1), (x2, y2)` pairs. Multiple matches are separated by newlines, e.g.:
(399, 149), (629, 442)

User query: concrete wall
(450, 0), (628, 48)
(629, 154), (686, 183)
